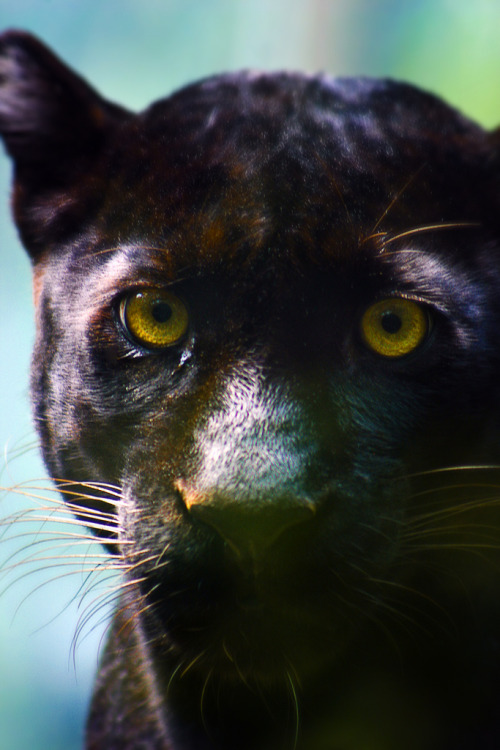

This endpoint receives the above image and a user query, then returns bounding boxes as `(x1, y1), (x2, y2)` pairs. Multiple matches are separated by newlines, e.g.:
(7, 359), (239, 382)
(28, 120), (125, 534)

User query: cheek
(331, 374), (425, 449)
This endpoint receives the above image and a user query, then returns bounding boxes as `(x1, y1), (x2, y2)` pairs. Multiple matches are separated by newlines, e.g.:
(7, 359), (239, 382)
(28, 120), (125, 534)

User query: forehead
(94, 72), (488, 271)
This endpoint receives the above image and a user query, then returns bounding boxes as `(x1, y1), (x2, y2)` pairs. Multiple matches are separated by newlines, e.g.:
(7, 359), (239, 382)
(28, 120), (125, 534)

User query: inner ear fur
(0, 30), (131, 257)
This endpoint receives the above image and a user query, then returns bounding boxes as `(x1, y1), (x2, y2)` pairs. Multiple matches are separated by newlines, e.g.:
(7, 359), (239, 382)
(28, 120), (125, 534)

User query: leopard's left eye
(119, 289), (189, 349)
(361, 298), (429, 358)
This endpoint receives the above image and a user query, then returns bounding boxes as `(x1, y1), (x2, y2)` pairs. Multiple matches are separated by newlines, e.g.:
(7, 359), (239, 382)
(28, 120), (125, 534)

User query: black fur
(2, 29), (500, 750)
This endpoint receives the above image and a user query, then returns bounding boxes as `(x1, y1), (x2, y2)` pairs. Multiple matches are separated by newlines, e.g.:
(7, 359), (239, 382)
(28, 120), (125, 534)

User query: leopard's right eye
(361, 297), (429, 359)
(119, 289), (189, 349)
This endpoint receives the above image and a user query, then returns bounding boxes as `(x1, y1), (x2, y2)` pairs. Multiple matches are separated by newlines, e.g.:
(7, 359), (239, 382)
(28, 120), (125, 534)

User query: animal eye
(119, 289), (189, 349)
(360, 298), (429, 358)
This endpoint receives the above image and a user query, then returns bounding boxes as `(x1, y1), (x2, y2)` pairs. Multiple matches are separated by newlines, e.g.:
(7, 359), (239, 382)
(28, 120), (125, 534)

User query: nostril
(191, 502), (316, 557)
(175, 479), (317, 558)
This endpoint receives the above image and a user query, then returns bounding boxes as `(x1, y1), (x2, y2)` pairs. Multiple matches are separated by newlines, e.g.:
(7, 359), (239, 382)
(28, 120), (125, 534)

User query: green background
(1, 1), (499, 748)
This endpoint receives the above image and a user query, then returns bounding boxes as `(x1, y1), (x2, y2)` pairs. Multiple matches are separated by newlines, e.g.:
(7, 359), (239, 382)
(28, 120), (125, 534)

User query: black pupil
(381, 311), (402, 334)
(152, 301), (172, 324)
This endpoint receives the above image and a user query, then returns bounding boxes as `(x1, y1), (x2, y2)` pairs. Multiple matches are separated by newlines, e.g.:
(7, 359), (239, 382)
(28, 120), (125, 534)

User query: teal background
(1, 1), (499, 748)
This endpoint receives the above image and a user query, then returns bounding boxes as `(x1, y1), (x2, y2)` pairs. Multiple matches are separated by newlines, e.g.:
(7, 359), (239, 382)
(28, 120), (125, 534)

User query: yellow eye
(361, 298), (428, 358)
(120, 289), (189, 349)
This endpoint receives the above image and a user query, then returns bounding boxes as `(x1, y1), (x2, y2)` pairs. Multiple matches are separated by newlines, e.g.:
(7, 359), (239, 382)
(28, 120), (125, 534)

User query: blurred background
(1, 1), (499, 748)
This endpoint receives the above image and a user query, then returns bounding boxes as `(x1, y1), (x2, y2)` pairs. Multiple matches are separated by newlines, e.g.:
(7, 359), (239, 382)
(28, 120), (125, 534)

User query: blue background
(1, 1), (500, 748)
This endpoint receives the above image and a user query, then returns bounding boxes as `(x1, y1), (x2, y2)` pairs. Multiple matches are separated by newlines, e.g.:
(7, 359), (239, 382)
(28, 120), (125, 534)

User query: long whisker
(381, 221), (481, 247)
(365, 164), (427, 240)
(286, 669), (300, 750)
(403, 465), (500, 480)
(0, 463), (130, 661)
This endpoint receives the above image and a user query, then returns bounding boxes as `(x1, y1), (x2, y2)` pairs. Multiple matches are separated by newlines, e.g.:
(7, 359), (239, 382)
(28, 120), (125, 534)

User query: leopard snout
(175, 478), (317, 561)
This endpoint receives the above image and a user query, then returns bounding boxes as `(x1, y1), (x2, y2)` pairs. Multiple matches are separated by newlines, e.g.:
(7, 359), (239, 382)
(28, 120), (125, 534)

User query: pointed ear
(0, 30), (131, 257)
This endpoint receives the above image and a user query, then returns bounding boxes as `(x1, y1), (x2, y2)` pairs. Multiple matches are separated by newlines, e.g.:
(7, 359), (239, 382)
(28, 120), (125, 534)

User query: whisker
(4, 562), (113, 622)
(403, 464), (500, 480)
(381, 221), (481, 247)
(200, 669), (214, 735)
(180, 650), (208, 678)
(33, 567), (119, 638)
(70, 594), (118, 669)
(72, 584), (126, 651)
(410, 493), (500, 521)
(0, 463), (129, 672)
(364, 164), (427, 239)
(2, 516), (120, 538)
(286, 670), (300, 750)
(1, 546), (120, 573)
